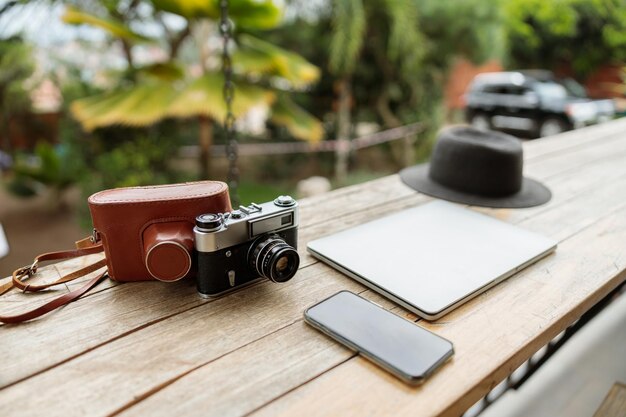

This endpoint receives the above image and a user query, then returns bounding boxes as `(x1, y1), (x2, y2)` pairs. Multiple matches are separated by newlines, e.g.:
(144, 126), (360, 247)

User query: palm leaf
(235, 34), (320, 88)
(71, 83), (176, 131)
(168, 73), (275, 122)
(149, 0), (219, 18)
(62, 7), (153, 43)
(71, 74), (274, 131)
(136, 62), (186, 82)
(270, 94), (323, 142)
(149, 0), (282, 29)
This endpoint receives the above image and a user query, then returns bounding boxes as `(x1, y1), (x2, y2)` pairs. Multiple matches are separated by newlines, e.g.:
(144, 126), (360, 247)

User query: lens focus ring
(250, 235), (299, 283)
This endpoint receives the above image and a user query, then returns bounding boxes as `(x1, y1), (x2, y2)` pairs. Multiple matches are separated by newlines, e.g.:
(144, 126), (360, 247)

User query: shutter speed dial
(195, 214), (223, 231)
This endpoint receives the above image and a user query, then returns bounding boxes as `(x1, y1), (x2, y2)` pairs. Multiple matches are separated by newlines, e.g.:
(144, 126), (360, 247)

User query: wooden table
(2, 119), (626, 417)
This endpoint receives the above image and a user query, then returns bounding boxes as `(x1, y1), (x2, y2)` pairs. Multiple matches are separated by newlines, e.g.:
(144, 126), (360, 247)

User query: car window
(481, 84), (507, 94)
(560, 78), (588, 98)
(534, 82), (568, 100)
(504, 86), (527, 95)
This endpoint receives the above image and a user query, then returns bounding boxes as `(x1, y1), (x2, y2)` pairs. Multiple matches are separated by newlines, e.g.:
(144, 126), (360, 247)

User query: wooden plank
(0, 120), (624, 416)
(593, 383), (626, 417)
(248, 204), (626, 417)
(0, 124), (625, 394)
(0, 254), (112, 311)
(2, 141), (623, 390)
(523, 118), (626, 161)
(3, 153), (625, 417)
(115, 169), (626, 417)
(525, 132), (626, 179)
(120, 321), (355, 417)
(0, 264), (370, 416)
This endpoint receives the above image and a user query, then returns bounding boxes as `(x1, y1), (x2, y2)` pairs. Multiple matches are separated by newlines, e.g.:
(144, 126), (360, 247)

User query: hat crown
(428, 127), (523, 197)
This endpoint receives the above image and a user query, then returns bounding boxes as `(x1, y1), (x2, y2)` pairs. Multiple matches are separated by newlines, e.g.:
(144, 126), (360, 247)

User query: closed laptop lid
(307, 200), (557, 319)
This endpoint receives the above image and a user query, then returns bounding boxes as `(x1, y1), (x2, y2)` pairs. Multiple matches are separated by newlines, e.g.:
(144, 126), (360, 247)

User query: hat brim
(399, 164), (552, 208)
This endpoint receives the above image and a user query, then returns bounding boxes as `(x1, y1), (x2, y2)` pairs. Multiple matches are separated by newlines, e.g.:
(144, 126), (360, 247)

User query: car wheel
(470, 113), (491, 131)
(539, 118), (567, 137)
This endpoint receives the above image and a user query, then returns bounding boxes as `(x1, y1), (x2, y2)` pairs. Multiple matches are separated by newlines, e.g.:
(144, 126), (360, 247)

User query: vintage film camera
(194, 195), (300, 297)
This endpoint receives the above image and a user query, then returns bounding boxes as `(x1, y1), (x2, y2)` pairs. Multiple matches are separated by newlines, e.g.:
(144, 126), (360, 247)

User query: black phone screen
(304, 291), (454, 383)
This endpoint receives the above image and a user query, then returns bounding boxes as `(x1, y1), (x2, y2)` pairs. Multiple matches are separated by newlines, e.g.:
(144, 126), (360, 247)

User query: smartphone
(304, 291), (454, 384)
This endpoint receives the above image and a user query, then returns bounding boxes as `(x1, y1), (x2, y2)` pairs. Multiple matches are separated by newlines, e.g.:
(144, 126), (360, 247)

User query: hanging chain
(220, 0), (240, 207)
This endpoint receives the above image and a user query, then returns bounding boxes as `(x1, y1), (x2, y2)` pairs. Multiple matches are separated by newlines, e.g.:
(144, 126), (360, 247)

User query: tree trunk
(121, 40), (134, 69)
(0, 108), (11, 154)
(169, 25), (191, 59)
(375, 77), (415, 168)
(371, 40), (416, 168)
(334, 77), (352, 184)
(198, 116), (213, 179)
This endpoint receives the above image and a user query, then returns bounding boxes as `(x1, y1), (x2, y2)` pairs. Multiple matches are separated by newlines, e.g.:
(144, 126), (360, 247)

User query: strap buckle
(90, 229), (101, 244)
(16, 260), (38, 277)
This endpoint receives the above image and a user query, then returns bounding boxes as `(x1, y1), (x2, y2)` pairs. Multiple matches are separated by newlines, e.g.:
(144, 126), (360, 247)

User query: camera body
(194, 196), (300, 297)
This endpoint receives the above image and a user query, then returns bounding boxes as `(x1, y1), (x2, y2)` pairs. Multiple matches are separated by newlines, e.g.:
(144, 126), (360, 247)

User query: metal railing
(463, 281), (626, 417)
(178, 123), (424, 157)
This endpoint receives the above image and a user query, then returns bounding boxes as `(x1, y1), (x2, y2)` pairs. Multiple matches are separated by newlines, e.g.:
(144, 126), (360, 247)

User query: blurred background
(0, 0), (625, 269)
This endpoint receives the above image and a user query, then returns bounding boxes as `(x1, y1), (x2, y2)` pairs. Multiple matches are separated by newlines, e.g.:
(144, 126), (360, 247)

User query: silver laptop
(307, 200), (557, 320)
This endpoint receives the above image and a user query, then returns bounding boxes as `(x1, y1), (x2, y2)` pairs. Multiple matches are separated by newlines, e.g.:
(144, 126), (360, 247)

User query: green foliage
(505, 0), (626, 75)
(71, 73), (275, 131)
(64, 1), (323, 143)
(168, 74), (274, 120)
(71, 82), (177, 131)
(235, 34), (321, 87)
(0, 36), (35, 115)
(237, 179), (290, 205)
(417, 0), (504, 68)
(73, 133), (191, 228)
(135, 62), (186, 82)
(324, 0), (504, 157)
(328, 0), (502, 86)
(87, 136), (182, 189)
(329, 0), (365, 75)
(8, 142), (83, 197)
(62, 6), (154, 43)
(270, 94), (324, 142)
(149, 0), (283, 29)
(381, 0), (426, 76)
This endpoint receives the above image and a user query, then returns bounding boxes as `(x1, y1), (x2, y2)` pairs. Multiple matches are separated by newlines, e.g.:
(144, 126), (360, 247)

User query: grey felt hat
(399, 126), (551, 208)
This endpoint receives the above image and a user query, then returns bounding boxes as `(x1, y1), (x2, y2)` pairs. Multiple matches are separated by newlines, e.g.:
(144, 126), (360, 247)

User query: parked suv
(464, 71), (615, 137)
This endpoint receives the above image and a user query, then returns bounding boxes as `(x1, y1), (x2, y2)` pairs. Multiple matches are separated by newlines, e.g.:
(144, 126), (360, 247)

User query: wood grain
(2, 133), (623, 390)
(0, 119), (625, 417)
(593, 383), (626, 417)
(0, 254), (110, 307)
(523, 117), (626, 161)
(2, 148), (625, 413)
(117, 159), (626, 417)
(250, 204), (626, 417)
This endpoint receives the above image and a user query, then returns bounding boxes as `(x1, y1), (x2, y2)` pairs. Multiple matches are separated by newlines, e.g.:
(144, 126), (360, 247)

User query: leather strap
(0, 271), (107, 324)
(11, 245), (105, 292)
(0, 239), (107, 324)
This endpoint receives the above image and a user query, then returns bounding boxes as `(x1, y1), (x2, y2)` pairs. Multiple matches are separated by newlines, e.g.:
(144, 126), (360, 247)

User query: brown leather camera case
(88, 181), (232, 281)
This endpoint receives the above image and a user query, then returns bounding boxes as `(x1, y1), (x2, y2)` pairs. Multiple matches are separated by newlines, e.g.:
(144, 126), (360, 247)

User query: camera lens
(250, 235), (300, 283)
